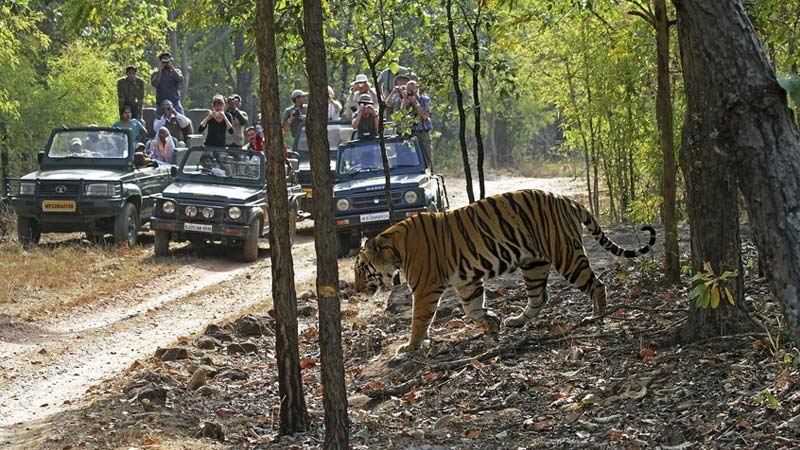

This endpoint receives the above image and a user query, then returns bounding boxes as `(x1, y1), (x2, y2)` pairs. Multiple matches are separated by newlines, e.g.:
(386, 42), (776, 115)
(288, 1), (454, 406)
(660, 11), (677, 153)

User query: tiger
(354, 189), (656, 354)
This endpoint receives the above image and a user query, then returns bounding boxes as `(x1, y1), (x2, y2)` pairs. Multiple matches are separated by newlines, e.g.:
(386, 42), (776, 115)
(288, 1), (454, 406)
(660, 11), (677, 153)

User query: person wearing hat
(385, 72), (413, 116)
(117, 65), (145, 119)
(344, 74), (379, 120)
(150, 51), (184, 117)
(69, 137), (84, 154)
(153, 99), (192, 144)
(352, 94), (379, 139)
(401, 80), (434, 170)
(281, 89), (308, 139)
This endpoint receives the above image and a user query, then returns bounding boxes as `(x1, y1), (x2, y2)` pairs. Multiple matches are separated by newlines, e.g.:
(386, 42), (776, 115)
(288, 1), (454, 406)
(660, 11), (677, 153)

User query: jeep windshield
(337, 139), (423, 177)
(179, 148), (264, 183)
(48, 130), (130, 159)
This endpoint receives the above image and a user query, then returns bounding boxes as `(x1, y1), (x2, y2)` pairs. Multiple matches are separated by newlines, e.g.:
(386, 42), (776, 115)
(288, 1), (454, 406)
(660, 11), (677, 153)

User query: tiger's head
(354, 236), (401, 294)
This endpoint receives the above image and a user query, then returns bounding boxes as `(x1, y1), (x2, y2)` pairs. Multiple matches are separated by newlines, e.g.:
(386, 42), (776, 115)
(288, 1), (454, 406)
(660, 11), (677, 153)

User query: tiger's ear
(363, 236), (380, 259)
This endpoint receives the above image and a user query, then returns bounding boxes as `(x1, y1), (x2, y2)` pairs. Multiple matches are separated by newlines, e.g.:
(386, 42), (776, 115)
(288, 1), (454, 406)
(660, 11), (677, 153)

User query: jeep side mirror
(37, 151), (44, 165)
(287, 150), (300, 160)
(287, 158), (299, 172)
(133, 152), (146, 167)
(170, 166), (178, 177)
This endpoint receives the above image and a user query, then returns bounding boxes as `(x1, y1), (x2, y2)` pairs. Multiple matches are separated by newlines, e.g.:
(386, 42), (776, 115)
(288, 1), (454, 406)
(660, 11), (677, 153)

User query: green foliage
(754, 388), (779, 408)
(688, 262), (736, 310)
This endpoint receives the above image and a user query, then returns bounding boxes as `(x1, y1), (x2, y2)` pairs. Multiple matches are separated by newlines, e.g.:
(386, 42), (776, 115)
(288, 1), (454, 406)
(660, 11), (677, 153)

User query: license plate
(302, 188), (313, 199)
(359, 211), (390, 223)
(184, 223), (213, 233)
(42, 200), (76, 212)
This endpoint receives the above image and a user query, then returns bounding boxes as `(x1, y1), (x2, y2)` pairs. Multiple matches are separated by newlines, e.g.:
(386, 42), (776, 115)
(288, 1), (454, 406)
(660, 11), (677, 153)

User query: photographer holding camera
(352, 94), (380, 139)
(401, 80), (434, 169)
(344, 74), (379, 120)
(281, 89), (308, 139)
(199, 95), (234, 147)
(225, 94), (249, 147)
(150, 52), (184, 117)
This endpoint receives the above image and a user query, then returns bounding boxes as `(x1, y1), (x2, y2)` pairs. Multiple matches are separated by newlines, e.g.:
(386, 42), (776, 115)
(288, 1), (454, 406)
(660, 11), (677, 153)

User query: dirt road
(0, 175), (582, 440)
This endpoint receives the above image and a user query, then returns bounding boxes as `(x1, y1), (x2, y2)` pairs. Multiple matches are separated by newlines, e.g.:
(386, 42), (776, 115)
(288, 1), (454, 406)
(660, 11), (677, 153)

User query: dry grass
(0, 240), (180, 318)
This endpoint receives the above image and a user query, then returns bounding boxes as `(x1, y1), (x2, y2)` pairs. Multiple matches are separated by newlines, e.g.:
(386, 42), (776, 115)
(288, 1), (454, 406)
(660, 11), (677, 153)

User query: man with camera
(150, 51), (184, 117)
(352, 94), (380, 139)
(153, 99), (192, 145)
(281, 89), (308, 140)
(199, 95), (234, 147)
(401, 80), (434, 169)
(225, 94), (249, 147)
(344, 74), (379, 120)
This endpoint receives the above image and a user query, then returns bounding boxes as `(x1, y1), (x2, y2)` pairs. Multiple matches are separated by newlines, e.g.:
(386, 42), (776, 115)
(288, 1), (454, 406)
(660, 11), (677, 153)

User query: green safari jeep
(9, 127), (172, 246)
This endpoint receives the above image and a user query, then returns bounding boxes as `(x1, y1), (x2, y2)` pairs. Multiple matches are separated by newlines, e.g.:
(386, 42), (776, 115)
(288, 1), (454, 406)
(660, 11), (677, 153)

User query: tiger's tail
(576, 202), (656, 258)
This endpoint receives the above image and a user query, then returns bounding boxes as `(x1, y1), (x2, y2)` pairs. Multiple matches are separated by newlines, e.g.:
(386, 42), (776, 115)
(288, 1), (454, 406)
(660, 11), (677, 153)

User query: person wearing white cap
(344, 74), (379, 120)
(281, 88), (308, 139)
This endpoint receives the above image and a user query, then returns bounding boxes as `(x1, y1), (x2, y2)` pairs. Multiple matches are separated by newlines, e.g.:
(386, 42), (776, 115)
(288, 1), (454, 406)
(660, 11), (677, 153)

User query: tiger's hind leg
(556, 248), (606, 323)
(454, 281), (501, 334)
(397, 286), (446, 354)
(504, 259), (551, 328)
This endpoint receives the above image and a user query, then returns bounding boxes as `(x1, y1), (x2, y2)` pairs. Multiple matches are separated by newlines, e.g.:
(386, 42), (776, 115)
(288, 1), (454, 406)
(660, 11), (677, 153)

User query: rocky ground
(3, 225), (798, 450)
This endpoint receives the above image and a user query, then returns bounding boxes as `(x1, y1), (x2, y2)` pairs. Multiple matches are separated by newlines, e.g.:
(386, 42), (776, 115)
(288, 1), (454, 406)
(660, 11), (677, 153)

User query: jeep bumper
(334, 207), (427, 234)
(150, 217), (252, 240)
(12, 197), (127, 232)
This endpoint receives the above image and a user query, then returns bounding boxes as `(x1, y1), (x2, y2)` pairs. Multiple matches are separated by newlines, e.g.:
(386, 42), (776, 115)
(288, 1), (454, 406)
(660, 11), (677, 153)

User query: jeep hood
(298, 159), (337, 173)
(334, 173), (427, 194)
(21, 168), (130, 181)
(162, 181), (263, 203)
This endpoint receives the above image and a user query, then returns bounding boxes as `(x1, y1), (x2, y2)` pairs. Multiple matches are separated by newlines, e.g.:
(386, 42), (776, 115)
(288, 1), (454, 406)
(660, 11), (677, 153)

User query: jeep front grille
(350, 192), (403, 212)
(38, 181), (81, 196)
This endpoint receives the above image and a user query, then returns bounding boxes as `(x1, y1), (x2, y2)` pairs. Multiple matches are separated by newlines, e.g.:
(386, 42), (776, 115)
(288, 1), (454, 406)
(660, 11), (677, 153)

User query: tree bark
(675, 0), (800, 343)
(254, 0), (309, 434)
(301, 0), (350, 446)
(468, 8), (486, 199)
(446, 0), (475, 203)
(234, 29), (254, 117)
(655, 0), (681, 285)
(674, 0), (755, 341)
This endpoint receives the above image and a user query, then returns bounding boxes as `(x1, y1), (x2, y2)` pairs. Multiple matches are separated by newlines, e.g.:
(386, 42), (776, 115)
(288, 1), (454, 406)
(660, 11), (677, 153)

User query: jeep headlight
(162, 200), (176, 214)
(202, 207), (215, 219)
(185, 205), (198, 217)
(18, 181), (35, 196)
(403, 190), (418, 204)
(336, 198), (351, 211)
(85, 183), (116, 197)
(228, 207), (242, 220)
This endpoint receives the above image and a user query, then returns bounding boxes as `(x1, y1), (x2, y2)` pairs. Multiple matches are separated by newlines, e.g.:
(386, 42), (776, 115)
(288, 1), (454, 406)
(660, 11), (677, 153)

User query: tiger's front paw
(477, 310), (501, 334)
(503, 314), (527, 328)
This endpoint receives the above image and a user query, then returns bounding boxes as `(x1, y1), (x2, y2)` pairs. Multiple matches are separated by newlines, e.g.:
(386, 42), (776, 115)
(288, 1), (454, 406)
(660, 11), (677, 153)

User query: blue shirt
(150, 67), (183, 104)
(112, 119), (147, 143)
(408, 95), (432, 132)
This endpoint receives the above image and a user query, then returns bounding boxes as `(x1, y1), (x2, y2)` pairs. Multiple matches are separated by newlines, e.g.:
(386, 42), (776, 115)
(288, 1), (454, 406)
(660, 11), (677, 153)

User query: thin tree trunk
(565, 62), (594, 215)
(675, 0), (800, 343)
(446, 0), (475, 203)
(301, 0), (349, 446)
(234, 29), (254, 117)
(254, 0), (309, 434)
(674, 0), (753, 342)
(488, 110), (498, 168)
(655, 0), (681, 284)
(469, 9), (486, 199)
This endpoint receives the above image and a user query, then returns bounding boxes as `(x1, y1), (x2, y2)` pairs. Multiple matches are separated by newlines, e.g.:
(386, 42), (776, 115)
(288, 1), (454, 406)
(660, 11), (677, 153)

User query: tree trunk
(446, 0), (475, 203)
(488, 110), (498, 168)
(675, 0), (800, 343)
(674, 0), (753, 342)
(469, 13), (486, 199)
(254, 0), (309, 434)
(655, 0), (681, 285)
(302, 0), (350, 446)
(234, 29), (254, 117)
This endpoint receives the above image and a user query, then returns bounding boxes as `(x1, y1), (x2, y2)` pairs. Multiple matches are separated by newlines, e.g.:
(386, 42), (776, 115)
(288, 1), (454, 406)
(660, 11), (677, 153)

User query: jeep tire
(114, 202), (139, 247)
(154, 230), (170, 257)
(241, 217), (260, 262)
(17, 216), (41, 246)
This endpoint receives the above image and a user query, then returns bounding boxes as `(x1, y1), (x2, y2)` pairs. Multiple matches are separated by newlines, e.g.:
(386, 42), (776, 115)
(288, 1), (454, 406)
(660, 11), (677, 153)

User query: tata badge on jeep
(332, 135), (448, 257)
(150, 146), (304, 262)
(10, 127), (172, 246)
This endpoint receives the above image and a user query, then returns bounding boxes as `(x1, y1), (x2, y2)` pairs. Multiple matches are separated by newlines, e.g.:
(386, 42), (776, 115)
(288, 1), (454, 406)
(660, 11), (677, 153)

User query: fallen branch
(363, 379), (416, 399)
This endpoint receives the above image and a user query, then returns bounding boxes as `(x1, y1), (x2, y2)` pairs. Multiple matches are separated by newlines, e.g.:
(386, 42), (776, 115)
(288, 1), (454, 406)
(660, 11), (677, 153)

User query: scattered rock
(195, 336), (221, 350)
(186, 367), (207, 391)
(195, 421), (224, 441)
(297, 304), (316, 318)
(299, 290), (316, 301)
(127, 383), (167, 406)
(387, 284), (413, 319)
(154, 347), (189, 361)
(226, 342), (259, 354)
(232, 315), (272, 337)
(195, 385), (218, 397)
(217, 369), (248, 381)
(203, 324), (233, 342)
